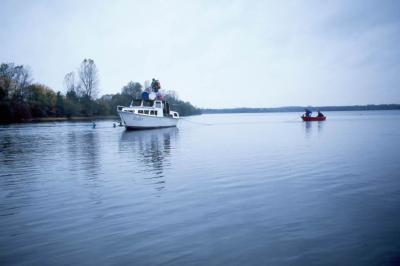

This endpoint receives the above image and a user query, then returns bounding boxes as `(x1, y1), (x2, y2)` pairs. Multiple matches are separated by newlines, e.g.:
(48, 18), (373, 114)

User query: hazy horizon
(1, 0), (399, 108)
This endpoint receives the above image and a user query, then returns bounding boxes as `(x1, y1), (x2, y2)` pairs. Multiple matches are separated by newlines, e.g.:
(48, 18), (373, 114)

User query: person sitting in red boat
(304, 109), (312, 117)
(301, 109), (326, 121)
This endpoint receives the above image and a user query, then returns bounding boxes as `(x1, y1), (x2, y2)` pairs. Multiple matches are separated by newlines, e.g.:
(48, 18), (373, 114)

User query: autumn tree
(0, 63), (32, 99)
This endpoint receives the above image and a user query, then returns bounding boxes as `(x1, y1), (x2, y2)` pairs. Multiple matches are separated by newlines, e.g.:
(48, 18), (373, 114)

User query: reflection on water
(119, 128), (178, 190)
(303, 121), (324, 137)
(81, 130), (100, 177)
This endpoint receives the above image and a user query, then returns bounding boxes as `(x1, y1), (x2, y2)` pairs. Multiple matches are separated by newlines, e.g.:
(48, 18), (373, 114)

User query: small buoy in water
(92, 121), (96, 129)
(113, 123), (116, 128)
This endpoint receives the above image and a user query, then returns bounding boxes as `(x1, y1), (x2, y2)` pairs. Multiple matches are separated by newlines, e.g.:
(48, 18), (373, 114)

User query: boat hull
(301, 116), (326, 121)
(118, 111), (178, 129)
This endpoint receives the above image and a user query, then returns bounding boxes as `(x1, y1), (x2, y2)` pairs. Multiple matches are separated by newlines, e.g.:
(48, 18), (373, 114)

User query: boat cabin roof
(130, 99), (167, 107)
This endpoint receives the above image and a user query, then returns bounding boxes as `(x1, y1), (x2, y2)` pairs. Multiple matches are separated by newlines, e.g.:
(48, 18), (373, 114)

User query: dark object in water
(301, 115), (326, 121)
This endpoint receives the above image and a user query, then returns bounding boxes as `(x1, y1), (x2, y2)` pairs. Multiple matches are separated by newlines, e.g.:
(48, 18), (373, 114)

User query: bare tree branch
(78, 58), (99, 99)
(64, 72), (76, 94)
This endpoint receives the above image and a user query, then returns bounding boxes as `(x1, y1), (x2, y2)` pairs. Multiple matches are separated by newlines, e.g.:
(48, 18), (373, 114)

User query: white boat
(117, 100), (179, 130)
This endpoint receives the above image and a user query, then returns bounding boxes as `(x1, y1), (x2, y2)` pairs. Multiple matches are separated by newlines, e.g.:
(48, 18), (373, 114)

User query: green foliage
(0, 63), (32, 122)
(56, 92), (64, 116)
(165, 93), (201, 116)
(121, 81), (142, 98)
(26, 84), (56, 117)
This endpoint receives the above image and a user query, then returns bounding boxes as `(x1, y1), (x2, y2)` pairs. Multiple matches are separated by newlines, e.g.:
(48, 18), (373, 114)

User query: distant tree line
(0, 60), (201, 123)
(201, 104), (400, 114)
(165, 93), (201, 116)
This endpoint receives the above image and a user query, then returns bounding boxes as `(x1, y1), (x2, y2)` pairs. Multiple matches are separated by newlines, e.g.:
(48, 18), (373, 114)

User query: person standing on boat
(317, 110), (324, 117)
(151, 78), (161, 93)
(151, 78), (156, 92)
(304, 109), (312, 117)
(155, 80), (161, 92)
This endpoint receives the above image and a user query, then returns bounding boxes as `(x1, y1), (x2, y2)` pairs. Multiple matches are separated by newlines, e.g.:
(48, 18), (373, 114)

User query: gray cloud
(1, 0), (399, 107)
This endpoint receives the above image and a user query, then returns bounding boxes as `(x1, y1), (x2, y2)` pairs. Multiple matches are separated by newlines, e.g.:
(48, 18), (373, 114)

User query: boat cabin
(117, 100), (179, 118)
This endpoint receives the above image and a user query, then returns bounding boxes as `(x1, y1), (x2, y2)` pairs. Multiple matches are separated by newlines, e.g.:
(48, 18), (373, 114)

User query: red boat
(301, 115), (326, 121)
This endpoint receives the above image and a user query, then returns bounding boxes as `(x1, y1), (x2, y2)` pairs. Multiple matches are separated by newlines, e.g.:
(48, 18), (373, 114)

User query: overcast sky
(1, 0), (399, 108)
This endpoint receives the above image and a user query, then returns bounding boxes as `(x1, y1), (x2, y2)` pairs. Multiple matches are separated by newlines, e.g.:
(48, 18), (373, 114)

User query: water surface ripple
(1, 111), (400, 265)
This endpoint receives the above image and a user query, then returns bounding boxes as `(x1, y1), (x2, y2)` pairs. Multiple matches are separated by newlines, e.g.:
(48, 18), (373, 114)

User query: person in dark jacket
(317, 110), (324, 117)
(151, 78), (156, 92)
(304, 109), (312, 117)
(151, 78), (161, 93)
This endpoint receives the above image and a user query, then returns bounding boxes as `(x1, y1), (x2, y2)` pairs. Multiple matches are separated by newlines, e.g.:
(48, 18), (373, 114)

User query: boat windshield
(131, 100), (142, 106)
(143, 100), (154, 107)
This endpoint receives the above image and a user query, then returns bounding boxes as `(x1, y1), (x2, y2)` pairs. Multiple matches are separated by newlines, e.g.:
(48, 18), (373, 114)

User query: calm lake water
(1, 111), (400, 265)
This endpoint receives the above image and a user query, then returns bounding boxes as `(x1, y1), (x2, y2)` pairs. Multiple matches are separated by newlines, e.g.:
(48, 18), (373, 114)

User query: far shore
(1, 105), (399, 125)
(201, 104), (400, 114)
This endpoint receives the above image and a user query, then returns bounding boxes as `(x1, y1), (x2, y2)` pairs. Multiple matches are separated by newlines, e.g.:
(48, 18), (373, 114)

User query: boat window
(155, 102), (162, 108)
(173, 113), (178, 117)
(138, 110), (143, 114)
(155, 111), (158, 116)
(144, 110), (149, 115)
(150, 110), (155, 115)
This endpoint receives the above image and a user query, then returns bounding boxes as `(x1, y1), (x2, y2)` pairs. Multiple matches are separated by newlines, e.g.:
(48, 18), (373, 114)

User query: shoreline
(0, 116), (119, 125)
(28, 116), (119, 123)
(1, 108), (399, 125)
